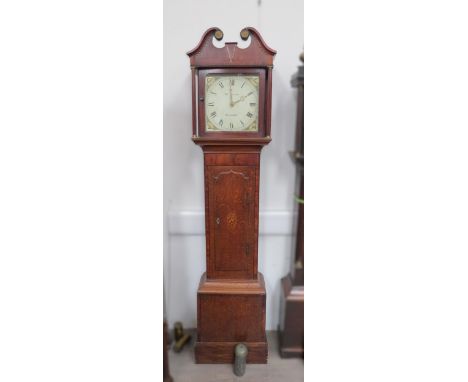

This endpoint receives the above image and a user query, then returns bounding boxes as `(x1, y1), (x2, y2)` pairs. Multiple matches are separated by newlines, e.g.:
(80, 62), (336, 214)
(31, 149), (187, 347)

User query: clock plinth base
(195, 272), (268, 364)
(278, 274), (304, 358)
(195, 340), (267, 364)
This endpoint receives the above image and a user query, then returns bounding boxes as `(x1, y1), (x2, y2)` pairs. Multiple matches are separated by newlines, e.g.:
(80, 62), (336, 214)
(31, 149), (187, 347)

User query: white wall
(163, 0), (303, 330)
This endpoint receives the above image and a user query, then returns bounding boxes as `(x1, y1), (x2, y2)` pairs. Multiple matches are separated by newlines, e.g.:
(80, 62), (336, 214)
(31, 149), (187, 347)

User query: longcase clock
(187, 27), (276, 364)
(278, 52), (304, 358)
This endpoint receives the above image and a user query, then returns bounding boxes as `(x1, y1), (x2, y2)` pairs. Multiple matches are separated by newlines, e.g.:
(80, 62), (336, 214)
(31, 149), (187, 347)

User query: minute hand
(229, 82), (234, 107)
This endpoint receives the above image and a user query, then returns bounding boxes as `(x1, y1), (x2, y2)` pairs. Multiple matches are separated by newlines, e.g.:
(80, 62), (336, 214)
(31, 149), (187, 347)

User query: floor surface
(168, 331), (303, 382)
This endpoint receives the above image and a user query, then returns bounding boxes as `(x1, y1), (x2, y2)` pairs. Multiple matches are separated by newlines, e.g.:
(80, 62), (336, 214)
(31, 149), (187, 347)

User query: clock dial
(205, 75), (259, 132)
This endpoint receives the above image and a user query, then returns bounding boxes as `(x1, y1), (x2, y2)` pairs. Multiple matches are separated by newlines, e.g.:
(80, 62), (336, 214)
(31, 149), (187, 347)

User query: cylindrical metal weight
(173, 333), (191, 353)
(234, 343), (248, 376)
(173, 322), (184, 341)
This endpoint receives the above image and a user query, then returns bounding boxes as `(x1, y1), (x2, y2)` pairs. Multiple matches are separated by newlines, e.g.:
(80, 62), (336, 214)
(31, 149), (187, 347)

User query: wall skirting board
(165, 210), (295, 330)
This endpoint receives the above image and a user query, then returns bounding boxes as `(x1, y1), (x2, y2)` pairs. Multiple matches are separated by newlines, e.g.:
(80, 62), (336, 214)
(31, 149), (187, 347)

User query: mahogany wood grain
(266, 67), (273, 137)
(191, 67), (197, 137)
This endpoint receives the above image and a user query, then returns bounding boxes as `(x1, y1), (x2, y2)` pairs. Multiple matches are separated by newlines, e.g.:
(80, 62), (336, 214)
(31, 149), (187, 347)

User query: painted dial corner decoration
(205, 75), (259, 132)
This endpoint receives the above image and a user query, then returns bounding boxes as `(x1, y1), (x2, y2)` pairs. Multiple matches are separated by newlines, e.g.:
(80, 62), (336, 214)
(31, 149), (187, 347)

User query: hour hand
(233, 92), (254, 105)
(232, 96), (244, 106)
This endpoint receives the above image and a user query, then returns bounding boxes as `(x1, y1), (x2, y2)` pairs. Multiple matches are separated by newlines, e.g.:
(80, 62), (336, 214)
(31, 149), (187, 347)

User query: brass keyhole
(216, 217), (220, 225)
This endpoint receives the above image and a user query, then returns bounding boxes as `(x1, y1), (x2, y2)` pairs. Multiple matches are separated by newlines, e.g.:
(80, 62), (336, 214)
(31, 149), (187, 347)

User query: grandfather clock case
(187, 27), (276, 364)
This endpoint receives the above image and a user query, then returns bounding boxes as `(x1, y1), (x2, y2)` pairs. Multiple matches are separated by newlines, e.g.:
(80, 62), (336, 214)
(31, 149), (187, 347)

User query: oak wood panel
(196, 272), (268, 363)
(204, 152), (259, 166)
(206, 165), (256, 278)
(197, 272), (265, 295)
(198, 294), (265, 342)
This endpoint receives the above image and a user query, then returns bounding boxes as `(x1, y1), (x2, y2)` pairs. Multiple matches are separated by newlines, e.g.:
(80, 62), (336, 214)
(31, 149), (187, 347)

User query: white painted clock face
(205, 75), (259, 132)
